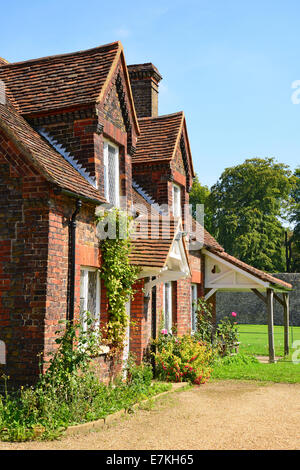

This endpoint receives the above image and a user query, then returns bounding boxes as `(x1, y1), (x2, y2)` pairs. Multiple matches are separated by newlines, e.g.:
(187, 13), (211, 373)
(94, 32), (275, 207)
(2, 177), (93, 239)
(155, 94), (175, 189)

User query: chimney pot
(127, 63), (162, 118)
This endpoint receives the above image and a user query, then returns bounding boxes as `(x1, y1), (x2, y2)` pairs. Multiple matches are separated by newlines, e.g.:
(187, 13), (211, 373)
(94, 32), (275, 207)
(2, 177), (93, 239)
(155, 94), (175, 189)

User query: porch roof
(130, 214), (190, 284)
(203, 248), (292, 294)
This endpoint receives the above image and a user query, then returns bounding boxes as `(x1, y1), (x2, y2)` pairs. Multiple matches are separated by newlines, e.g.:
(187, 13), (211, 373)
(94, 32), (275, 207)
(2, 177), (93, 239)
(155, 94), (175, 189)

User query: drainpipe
(68, 199), (82, 323)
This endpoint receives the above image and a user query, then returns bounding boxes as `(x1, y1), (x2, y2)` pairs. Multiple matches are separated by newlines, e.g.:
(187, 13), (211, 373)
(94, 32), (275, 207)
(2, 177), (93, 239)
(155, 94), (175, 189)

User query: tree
(189, 174), (212, 228)
(289, 167), (300, 271)
(207, 158), (294, 272)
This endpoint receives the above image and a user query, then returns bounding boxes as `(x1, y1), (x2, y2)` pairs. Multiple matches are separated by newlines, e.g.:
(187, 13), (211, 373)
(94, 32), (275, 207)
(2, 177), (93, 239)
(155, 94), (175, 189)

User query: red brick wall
(44, 193), (121, 382)
(0, 131), (50, 387)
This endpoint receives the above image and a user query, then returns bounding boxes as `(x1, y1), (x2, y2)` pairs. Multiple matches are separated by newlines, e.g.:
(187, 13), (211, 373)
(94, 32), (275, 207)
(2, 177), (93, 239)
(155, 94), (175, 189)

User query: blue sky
(1, 0), (299, 188)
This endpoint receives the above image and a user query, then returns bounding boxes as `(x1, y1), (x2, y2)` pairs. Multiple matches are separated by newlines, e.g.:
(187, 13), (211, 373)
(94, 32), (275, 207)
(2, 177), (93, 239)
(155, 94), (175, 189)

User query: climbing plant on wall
(96, 208), (140, 353)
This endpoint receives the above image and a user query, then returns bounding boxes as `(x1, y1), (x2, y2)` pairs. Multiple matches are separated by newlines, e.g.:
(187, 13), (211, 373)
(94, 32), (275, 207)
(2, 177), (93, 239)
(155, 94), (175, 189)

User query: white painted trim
(103, 141), (109, 201)
(163, 282), (172, 332)
(123, 299), (131, 373)
(204, 288), (217, 301)
(144, 270), (189, 294)
(191, 283), (198, 333)
(208, 270), (233, 284)
(202, 249), (270, 288)
(0, 340), (5, 365)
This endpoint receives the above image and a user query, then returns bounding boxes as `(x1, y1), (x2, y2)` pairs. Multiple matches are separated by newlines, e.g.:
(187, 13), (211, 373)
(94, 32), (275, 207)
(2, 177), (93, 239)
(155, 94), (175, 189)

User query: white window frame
(103, 139), (120, 207)
(172, 183), (181, 217)
(80, 266), (101, 332)
(0, 340), (5, 365)
(191, 284), (198, 333)
(163, 282), (173, 333)
(122, 299), (131, 375)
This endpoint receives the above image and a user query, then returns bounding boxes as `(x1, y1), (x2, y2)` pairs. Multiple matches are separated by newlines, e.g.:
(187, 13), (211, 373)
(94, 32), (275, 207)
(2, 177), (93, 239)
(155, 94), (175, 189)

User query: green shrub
(126, 356), (153, 387)
(195, 297), (215, 343)
(215, 352), (259, 366)
(216, 313), (239, 356)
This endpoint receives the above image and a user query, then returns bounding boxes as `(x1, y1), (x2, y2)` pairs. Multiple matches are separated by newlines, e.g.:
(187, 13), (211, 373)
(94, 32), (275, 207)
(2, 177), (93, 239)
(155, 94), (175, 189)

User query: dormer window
(172, 183), (181, 217)
(103, 140), (120, 207)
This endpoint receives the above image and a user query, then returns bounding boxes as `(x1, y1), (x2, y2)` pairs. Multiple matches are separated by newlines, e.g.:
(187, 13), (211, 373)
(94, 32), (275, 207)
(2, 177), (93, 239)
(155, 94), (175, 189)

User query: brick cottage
(0, 42), (292, 387)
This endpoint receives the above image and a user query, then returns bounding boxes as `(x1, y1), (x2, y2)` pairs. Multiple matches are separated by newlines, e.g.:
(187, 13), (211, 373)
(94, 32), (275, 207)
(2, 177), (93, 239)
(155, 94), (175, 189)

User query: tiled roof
(133, 112), (184, 164)
(130, 215), (178, 267)
(132, 188), (159, 216)
(191, 218), (224, 251)
(0, 42), (120, 115)
(0, 100), (105, 203)
(0, 58), (9, 66)
(208, 248), (292, 290)
(132, 185), (224, 253)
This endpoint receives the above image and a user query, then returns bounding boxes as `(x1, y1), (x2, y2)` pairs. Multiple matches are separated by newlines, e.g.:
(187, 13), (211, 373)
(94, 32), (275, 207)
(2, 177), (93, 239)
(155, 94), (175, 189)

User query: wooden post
(283, 293), (290, 356)
(267, 288), (275, 363)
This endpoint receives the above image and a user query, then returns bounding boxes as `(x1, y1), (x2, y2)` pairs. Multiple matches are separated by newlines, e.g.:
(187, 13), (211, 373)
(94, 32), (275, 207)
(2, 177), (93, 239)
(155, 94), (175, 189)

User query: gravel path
(0, 380), (299, 450)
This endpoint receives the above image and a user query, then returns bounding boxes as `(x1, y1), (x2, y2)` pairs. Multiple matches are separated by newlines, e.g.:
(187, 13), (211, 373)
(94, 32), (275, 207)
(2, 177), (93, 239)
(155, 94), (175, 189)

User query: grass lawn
(238, 324), (300, 357)
(212, 324), (300, 384)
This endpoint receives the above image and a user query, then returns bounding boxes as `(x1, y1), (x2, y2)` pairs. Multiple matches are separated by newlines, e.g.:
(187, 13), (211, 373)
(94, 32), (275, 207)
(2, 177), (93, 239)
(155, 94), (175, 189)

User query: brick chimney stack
(127, 63), (162, 118)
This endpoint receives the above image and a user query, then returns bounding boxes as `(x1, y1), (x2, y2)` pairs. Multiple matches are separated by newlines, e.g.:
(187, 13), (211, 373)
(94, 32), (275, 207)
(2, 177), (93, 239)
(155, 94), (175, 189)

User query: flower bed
(153, 332), (215, 385)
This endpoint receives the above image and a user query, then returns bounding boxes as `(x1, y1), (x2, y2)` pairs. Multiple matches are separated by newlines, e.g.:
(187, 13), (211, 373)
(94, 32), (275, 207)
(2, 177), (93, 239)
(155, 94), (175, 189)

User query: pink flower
(231, 312), (237, 317)
(161, 329), (168, 335)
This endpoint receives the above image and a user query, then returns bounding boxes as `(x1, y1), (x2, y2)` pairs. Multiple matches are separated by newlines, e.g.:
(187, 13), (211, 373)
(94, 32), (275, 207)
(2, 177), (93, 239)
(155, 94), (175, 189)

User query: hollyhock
(231, 312), (237, 317)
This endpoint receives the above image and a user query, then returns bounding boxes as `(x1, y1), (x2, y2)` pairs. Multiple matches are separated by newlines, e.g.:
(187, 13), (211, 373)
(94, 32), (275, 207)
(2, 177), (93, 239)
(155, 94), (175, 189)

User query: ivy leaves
(97, 209), (140, 351)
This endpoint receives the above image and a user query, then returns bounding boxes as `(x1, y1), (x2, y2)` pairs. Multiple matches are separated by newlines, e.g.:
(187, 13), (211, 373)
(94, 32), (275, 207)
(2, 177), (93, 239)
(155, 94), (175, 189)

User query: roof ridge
(3, 41), (121, 68)
(138, 111), (183, 121)
(0, 57), (9, 66)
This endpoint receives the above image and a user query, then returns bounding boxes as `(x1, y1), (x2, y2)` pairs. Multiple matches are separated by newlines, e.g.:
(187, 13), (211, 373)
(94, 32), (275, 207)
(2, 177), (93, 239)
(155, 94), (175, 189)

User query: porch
(203, 249), (293, 362)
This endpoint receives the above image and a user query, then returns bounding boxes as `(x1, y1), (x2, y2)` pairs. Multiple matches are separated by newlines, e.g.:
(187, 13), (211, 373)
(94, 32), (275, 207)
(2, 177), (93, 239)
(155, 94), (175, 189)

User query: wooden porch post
(283, 293), (290, 356)
(266, 288), (275, 363)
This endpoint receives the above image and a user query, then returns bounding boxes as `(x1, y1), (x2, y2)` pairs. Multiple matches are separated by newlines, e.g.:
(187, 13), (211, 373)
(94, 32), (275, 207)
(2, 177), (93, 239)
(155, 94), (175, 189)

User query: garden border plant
(0, 317), (169, 442)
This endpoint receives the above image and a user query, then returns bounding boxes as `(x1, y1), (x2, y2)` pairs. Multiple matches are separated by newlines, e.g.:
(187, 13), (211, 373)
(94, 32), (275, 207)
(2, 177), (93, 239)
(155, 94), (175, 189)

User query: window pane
(103, 142), (108, 200)
(173, 185), (181, 217)
(108, 145), (116, 205)
(80, 268), (100, 331)
(191, 284), (197, 331)
(87, 270), (97, 316)
(80, 269), (86, 315)
(164, 283), (172, 332)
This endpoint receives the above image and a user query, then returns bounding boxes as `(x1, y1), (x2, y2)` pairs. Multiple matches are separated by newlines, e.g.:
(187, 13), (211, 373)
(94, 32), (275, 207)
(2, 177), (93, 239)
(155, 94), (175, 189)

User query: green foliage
(0, 320), (169, 442)
(96, 208), (140, 351)
(194, 298), (239, 356)
(212, 352), (300, 383)
(194, 297), (215, 343)
(125, 354), (153, 388)
(216, 314), (239, 356)
(189, 174), (212, 227)
(215, 352), (259, 366)
(153, 333), (214, 385)
(289, 167), (300, 271)
(207, 158), (295, 271)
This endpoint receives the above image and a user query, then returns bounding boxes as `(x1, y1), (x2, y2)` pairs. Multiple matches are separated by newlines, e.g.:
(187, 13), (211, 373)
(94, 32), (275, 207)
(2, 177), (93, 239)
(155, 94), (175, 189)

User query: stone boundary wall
(216, 273), (300, 326)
